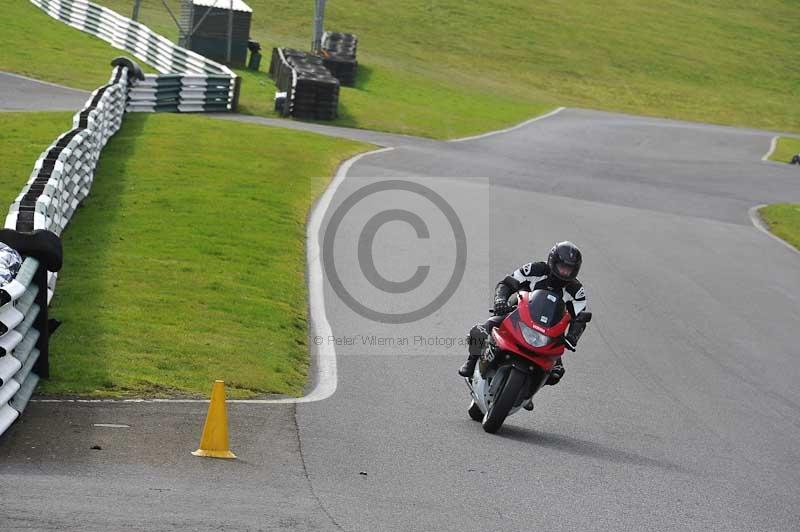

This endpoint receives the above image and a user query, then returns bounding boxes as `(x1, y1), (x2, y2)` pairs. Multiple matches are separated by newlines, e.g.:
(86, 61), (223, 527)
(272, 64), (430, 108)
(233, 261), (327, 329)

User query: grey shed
(179, 0), (253, 68)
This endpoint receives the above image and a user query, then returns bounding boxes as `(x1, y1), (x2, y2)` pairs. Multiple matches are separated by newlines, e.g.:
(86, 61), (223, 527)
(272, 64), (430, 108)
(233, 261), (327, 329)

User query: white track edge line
(448, 106), (566, 143)
(748, 205), (799, 255)
(0, 71), (89, 94)
(31, 146), (396, 405)
(761, 136), (779, 161)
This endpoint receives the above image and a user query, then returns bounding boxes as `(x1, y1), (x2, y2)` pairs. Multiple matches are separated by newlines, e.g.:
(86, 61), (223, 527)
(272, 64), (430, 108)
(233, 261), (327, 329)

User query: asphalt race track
(0, 72), (88, 111)
(1, 74), (799, 531)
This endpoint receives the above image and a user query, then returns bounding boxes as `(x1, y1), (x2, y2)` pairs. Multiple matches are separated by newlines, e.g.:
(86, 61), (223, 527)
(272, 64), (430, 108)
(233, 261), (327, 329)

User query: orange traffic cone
(192, 380), (236, 459)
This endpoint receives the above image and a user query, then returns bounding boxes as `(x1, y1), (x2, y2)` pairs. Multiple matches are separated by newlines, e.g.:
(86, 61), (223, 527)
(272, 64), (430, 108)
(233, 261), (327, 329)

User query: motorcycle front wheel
(482, 368), (527, 433)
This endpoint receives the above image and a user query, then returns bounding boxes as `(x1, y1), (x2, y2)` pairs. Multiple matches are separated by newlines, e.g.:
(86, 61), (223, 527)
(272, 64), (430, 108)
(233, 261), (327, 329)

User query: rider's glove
(493, 298), (512, 316)
(564, 320), (586, 351)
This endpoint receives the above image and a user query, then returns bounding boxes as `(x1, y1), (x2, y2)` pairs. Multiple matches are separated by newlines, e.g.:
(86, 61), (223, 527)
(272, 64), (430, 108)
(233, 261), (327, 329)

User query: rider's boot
(546, 358), (565, 385)
(523, 398), (534, 411)
(459, 326), (487, 377)
(458, 354), (479, 378)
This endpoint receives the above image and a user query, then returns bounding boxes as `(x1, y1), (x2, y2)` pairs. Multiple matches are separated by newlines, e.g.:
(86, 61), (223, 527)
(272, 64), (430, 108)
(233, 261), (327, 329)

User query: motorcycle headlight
(519, 322), (550, 347)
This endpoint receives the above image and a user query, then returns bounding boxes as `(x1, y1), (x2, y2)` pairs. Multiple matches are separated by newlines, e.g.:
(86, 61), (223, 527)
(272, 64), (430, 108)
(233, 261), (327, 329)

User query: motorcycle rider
(458, 241), (589, 384)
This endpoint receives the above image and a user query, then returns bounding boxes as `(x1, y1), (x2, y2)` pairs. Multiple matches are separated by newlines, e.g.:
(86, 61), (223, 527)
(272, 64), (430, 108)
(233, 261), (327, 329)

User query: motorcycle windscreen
(526, 290), (566, 328)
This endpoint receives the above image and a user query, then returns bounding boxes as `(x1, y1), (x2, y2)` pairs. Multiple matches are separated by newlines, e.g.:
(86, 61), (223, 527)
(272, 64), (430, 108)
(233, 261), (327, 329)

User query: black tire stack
(269, 47), (340, 120)
(269, 47), (293, 93)
(320, 32), (358, 86)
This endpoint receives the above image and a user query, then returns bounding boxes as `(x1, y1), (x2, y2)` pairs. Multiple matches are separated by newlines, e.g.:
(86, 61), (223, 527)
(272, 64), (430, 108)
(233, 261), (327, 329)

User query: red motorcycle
(465, 289), (591, 433)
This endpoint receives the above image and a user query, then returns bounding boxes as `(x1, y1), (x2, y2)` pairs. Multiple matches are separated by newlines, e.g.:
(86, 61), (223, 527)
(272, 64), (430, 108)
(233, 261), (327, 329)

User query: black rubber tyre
(468, 401), (483, 422)
(482, 369), (527, 434)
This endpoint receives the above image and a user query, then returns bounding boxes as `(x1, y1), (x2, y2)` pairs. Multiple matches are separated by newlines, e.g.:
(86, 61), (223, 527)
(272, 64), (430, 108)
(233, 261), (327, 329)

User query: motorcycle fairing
(469, 363), (549, 416)
(491, 290), (570, 370)
(466, 289), (578, 429)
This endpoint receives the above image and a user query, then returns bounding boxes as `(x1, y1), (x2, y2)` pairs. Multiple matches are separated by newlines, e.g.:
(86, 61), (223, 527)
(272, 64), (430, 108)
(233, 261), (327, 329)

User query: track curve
(299, 108), (800, 531)
(0, 72), (88, 111)
(1, 73), (798, 531)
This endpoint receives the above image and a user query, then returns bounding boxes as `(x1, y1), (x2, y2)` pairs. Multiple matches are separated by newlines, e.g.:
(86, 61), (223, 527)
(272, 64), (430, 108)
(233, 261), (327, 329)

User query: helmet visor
(555, 263), (576, 279)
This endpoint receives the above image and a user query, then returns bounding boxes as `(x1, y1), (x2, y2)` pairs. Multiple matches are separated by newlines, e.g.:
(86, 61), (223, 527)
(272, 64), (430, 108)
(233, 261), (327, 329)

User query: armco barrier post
(312, 0), (326, 52)
(0, 230), (64, 379)
(131, 0), (142, 21)
(32, 266), (51, 378)
(231, 76), (242, 112)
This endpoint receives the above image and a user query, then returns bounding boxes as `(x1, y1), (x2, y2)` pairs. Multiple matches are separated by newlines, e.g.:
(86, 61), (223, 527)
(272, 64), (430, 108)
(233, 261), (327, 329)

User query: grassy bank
(0, 111), (368, 398)
(769, 137), (800, 164)
(1, 1), (153, 90)
(760, 205), (800, 251)
(92, 0), (800, 137)
(0, 112), (74, 207)
(6, 0), (797, 138)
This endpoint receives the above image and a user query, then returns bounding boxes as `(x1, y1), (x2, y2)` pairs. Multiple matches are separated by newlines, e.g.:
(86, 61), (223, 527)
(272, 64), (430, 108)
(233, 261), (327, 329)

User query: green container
(248, 51), (262, 71)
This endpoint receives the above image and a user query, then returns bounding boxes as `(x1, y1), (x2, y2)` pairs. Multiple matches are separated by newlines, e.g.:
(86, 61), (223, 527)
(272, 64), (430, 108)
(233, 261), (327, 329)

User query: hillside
(93, 0), (800, 138)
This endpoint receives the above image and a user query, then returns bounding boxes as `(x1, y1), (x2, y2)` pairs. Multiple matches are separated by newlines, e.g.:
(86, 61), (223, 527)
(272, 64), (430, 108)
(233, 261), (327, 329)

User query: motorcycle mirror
(574, 312), (592, 323)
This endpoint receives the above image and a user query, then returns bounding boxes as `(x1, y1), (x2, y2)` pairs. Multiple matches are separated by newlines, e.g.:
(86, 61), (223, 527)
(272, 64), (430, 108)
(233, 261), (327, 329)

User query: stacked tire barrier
(320, 32), (358, 87)
(0, 256), (48, 435)
(126, 74), (237, 113)
(0, 237), (61, 438)
(0, 62), (135, 438)
(269, 48), (340, 120)
(6, 63), (131, 239)
(29, 0), (240, 112)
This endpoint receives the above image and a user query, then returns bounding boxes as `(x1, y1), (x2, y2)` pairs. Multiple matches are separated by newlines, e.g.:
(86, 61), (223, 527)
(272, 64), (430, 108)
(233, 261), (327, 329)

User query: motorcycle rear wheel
(482, 368), (526, 433)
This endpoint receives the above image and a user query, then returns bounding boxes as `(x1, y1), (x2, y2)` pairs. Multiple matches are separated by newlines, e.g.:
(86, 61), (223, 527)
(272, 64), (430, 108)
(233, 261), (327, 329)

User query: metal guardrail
(0, 62), (138, 438)
(127, 73), (238, 113)
(29, 0), (240, 112)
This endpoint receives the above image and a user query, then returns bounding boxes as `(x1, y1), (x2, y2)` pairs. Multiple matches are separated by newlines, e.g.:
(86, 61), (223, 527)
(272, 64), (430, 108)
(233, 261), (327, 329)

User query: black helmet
(548, 241), (582, 282)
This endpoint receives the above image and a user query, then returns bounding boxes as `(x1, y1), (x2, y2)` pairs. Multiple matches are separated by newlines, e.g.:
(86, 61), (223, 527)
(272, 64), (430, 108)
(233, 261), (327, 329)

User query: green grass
(0, 112), (74, 207)
(760, 204), (800, 251)
(0, 111), (369, 398)
(6, 0), (798, 138)
(92, 0), (800, 137)
(769, 137), (800, 163)
(0, 2), (794, 398)
(0, 1), (158, 90)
